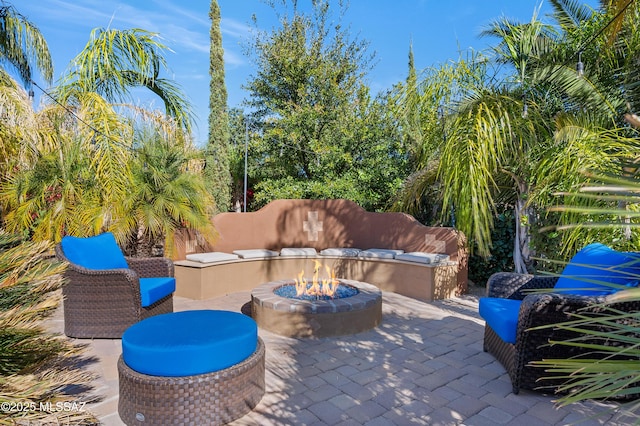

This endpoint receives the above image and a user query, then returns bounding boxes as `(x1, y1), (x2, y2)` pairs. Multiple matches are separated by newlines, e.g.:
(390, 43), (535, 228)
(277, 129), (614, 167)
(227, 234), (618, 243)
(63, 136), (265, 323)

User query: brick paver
(48, 289), (636, 425)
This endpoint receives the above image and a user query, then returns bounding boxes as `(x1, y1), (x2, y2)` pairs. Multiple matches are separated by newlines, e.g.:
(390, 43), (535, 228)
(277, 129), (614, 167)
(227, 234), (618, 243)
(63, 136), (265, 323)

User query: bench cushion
(320, 248), (362, 257)
(359, 249), (404, 259)
(233, 249), (280, 259)
(61, 232), (129, 270)
(396, 252), (450, 264)
(554, 243), (640, 296)
(139, 277), (176, 307)
(122, 310), (258, 377)
(186, 252), (240, 263)
(280, 248), (318, 257)
(479, 298), (521, 344)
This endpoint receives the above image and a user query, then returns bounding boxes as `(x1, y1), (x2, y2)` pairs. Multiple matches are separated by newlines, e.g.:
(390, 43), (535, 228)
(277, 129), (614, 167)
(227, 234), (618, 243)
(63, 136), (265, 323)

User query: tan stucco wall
(174, 199), (468, 295)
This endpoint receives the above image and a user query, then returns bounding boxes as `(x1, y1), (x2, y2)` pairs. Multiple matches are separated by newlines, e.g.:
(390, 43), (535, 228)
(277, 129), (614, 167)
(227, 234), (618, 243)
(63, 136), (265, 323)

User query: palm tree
(55, 27), (193, 133)
(0, 2), (52, 193)
(0, 93), (131, 241)
(0, 77), (40, 180)
(534, 0), (640, 253)
(516, 0), (640, 413)
(395, 12), (561, 272)
(1, 23), (212, 253)
(118, 111), (215, 258)
(394, 2), (639, 273)
(0, 3), (52, 88)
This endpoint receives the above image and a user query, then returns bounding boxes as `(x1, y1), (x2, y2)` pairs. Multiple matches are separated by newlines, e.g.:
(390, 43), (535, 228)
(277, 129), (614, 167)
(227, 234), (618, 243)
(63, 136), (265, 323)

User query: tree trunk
(122, 226), (164, 257)
(513, 185), (531, 274)
(620, 200), (631, 240)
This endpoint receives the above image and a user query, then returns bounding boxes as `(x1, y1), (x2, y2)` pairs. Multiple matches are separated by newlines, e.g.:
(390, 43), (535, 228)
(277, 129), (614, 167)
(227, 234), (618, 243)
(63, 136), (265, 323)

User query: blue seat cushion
(61, 232), (128, 270)
(479, 298), (521, 344)
(554, 243), (640, 296)
(139, 277), (175, 307)
(122, 310), (258, 377)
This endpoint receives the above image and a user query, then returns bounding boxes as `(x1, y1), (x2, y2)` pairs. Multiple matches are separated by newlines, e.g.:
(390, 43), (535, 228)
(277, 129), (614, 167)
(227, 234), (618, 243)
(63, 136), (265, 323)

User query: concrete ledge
(174, 256), (457, 302)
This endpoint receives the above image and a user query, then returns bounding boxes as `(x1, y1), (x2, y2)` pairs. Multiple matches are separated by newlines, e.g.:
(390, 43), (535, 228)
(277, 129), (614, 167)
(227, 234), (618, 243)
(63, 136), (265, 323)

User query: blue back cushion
(555, 243), (640, 296)
(61, 233), (129, 270)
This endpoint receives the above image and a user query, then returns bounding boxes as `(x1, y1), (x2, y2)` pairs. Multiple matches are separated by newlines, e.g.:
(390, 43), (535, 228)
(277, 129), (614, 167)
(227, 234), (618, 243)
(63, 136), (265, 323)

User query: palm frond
(549, 0), (596, 31)
(57, 28), (193, 133)
(0, 233), (97, 424)
(0, 5), (53, 86)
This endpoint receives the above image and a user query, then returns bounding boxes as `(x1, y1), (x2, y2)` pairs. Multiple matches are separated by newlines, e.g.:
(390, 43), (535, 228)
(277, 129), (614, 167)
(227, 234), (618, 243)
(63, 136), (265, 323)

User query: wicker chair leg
(483, 325), (519, 393)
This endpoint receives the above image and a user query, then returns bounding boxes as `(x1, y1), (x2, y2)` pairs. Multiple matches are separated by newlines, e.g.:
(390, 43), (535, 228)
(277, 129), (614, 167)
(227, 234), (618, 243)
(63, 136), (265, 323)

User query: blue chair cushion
(479, 298), (521, 344)
(139, 277), (176, 307)
(122, 310), (258, 377)
(61, 232), (128, 270)
(554, 243), (640, 296)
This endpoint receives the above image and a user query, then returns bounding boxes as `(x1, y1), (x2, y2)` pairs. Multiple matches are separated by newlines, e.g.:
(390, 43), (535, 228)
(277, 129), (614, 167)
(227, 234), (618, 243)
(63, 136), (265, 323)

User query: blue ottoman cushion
(139, 277), (176, 307)
(122, 310), (258, 377)
(479, 298), (522, 344)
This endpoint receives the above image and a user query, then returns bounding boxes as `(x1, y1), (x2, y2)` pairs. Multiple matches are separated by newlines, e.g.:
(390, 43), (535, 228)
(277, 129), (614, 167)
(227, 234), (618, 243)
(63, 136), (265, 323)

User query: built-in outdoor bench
(173, 199), (468, 302)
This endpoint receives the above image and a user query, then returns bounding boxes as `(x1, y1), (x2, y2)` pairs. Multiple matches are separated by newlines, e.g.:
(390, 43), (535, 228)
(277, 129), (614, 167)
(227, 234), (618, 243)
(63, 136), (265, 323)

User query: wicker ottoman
(118, 310), (265, 425)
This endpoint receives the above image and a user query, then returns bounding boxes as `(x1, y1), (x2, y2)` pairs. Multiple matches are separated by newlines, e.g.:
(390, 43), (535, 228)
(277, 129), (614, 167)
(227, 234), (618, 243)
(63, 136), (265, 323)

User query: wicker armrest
(126, 257), (174, 278)
(518, 292), (606, 331)
(63, 260), (134, 278)
(487, 272), (559, 299)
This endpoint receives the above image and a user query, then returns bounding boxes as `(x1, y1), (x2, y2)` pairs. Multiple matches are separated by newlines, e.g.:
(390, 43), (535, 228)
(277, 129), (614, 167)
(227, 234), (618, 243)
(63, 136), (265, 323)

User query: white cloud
(221, 18), (253, 39)
(151, 0), (210, 28)
(161, 24), (210, 54)
(224, 50), (245, 67)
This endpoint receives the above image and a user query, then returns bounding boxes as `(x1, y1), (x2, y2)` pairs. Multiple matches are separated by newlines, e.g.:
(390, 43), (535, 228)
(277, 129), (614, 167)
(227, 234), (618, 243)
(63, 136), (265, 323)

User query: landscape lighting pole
(439, 104), (455, 228)
(244, 119), (248, 213)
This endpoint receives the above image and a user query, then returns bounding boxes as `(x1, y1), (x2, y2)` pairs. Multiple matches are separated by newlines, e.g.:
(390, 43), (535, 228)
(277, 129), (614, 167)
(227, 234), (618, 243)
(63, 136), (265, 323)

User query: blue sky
(18, 0), (599, 146)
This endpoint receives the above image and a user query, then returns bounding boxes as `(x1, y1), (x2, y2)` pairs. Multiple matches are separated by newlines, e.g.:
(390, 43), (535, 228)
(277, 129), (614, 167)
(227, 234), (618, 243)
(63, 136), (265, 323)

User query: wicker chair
(55, 233), (174, 339)
(483, 272), (640, 395)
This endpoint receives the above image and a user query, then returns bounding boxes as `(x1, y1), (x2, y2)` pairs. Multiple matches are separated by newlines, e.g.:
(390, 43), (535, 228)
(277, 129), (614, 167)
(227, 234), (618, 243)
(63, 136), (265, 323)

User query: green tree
(0, 77), (40, 183)
(531, 0), (640, 254)
(442, 12), (564, 272)
(205, 0), (231, 213)
(245, 0), (407, 211)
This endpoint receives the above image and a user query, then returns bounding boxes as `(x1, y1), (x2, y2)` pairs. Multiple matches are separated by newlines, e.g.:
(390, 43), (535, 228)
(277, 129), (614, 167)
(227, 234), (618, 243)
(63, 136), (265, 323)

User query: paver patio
(48, 289), (635, 425)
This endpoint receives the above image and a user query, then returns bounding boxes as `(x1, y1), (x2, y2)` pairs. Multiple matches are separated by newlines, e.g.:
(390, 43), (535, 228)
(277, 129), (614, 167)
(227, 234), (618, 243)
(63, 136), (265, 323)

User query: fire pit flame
(295, 260), (339, 298)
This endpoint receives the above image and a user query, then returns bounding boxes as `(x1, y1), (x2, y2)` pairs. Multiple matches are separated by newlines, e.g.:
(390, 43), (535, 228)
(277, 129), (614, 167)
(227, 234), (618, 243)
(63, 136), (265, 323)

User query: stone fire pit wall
(251, 279), (382, 338)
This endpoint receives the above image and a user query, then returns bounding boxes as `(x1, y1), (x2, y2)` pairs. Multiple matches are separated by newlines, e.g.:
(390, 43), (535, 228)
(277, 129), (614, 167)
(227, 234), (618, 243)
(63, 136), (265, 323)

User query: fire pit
(251, 263), (382, 338)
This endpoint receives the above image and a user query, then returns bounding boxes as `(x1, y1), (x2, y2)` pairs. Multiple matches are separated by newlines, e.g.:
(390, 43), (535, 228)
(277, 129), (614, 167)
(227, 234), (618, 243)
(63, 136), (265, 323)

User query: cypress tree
(404, 43), (423, 148)
(207, 0), (231, 212)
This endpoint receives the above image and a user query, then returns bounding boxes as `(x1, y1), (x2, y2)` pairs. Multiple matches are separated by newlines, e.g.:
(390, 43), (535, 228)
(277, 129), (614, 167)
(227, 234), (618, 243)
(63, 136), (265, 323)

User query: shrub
(468, 210), (515, 286)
